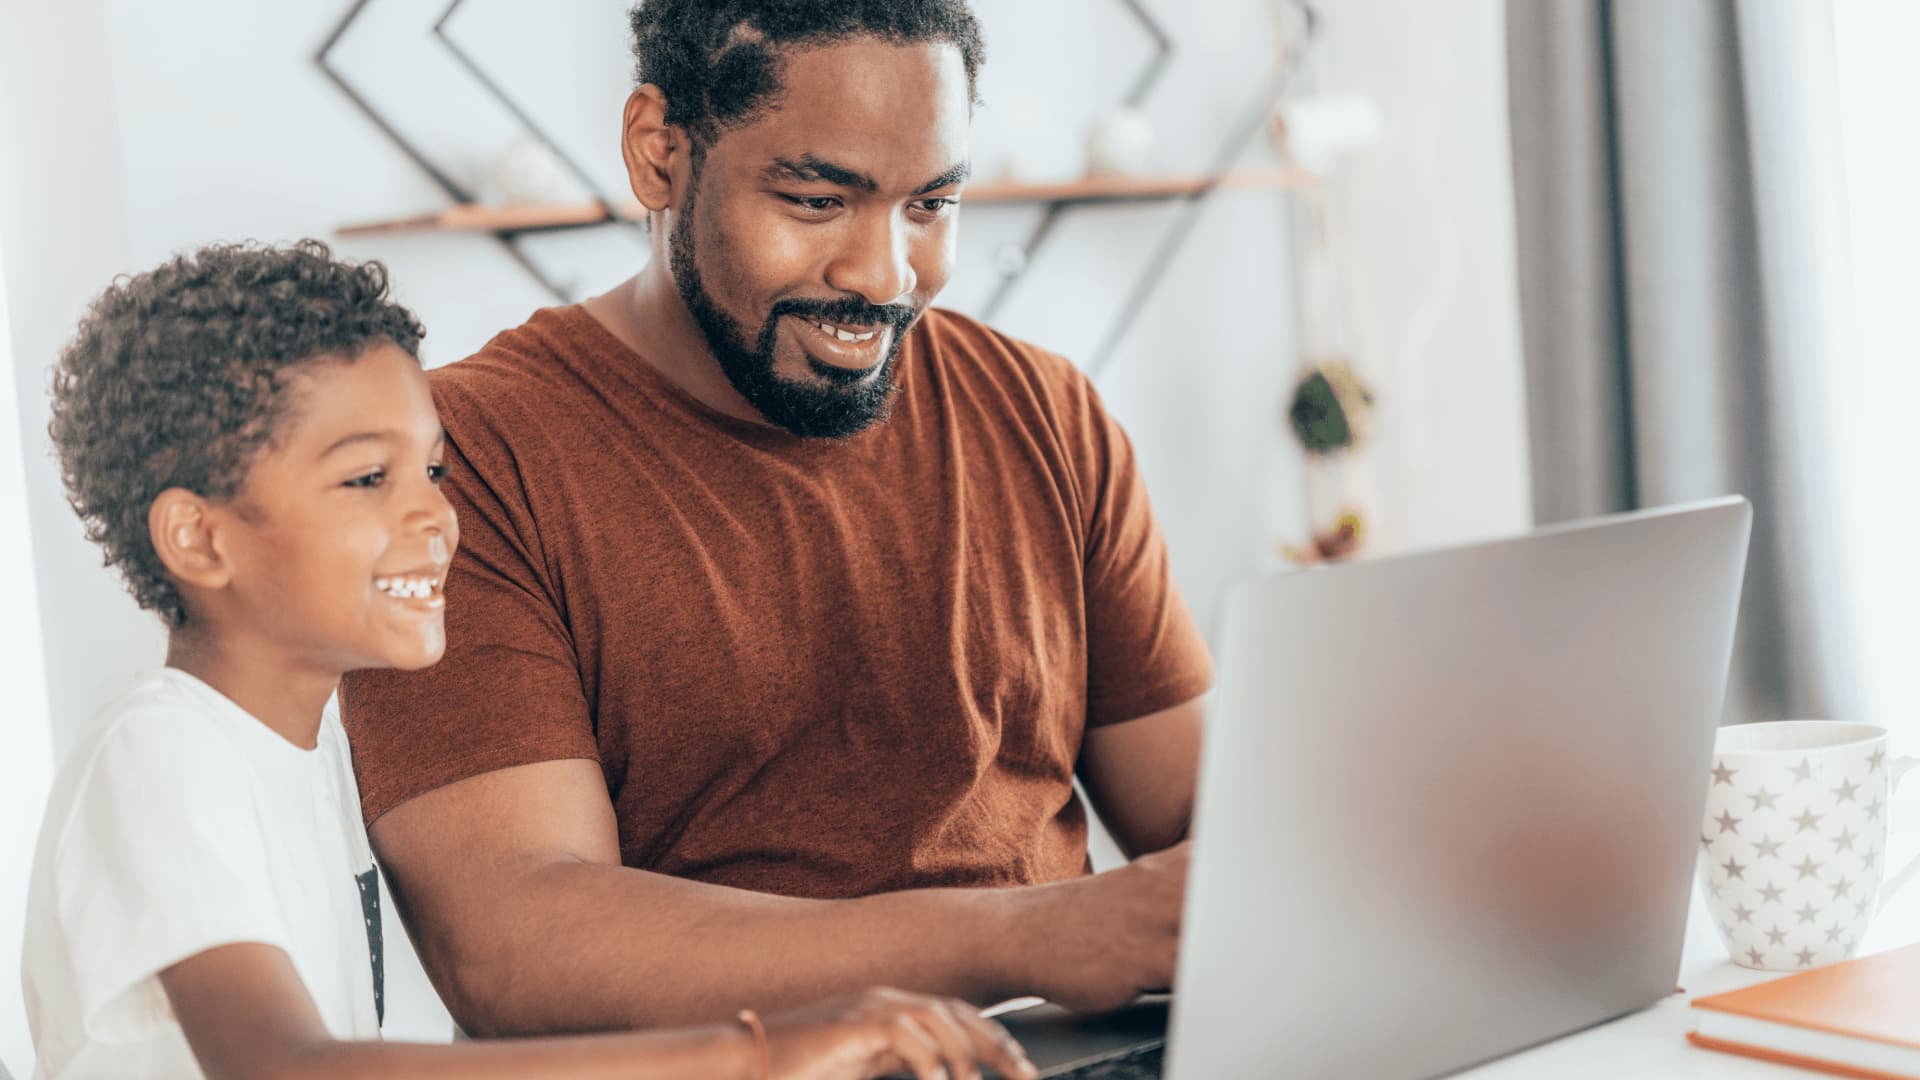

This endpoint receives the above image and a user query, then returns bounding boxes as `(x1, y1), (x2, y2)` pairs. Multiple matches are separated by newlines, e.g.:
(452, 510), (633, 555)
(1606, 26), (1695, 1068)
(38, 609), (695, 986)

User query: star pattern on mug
(1699, 737), (1896, 973)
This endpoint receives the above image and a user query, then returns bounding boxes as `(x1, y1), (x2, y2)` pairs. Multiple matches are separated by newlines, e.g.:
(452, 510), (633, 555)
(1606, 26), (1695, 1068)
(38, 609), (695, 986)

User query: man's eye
(915, 198), (958, 215)
(344, 470), (385, 489)
(427, 463), (448, 484)
(786, 195), (840, 213)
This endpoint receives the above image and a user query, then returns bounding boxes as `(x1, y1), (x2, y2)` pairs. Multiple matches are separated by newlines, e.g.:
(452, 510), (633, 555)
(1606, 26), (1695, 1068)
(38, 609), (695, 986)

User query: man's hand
(1002, 842), (1189, 1013)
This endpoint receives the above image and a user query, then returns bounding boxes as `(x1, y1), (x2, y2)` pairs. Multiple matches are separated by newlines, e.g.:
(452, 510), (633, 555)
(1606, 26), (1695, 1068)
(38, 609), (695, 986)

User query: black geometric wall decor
(315, 0), (585, 299)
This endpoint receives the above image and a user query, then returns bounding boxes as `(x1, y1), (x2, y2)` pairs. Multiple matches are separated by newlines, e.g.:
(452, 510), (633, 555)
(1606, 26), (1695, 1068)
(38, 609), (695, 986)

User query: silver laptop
(1004, 496), (1753, 1078)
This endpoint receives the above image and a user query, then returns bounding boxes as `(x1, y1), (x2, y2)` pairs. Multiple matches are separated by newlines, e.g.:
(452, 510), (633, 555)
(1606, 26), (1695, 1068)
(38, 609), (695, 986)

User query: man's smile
(787, 313), (894, 374)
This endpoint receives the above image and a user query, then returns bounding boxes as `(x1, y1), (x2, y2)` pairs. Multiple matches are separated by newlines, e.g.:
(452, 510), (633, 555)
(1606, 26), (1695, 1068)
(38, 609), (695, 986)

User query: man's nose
(825, 212), (917, 306)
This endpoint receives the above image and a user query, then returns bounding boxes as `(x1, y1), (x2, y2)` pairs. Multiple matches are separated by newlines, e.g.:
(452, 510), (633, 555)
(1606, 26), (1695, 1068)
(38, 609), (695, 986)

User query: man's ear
(148, 488), (232, 592)
(622, 85), (689, 214)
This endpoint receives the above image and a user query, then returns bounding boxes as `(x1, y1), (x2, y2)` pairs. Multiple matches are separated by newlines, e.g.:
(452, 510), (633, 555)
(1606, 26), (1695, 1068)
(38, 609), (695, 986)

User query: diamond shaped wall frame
(317, 0), (611, 299)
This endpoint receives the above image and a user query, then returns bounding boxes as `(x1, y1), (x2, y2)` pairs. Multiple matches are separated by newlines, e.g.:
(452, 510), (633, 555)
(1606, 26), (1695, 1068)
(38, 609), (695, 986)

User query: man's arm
(1076, 694), (1206, 858)
(370, 759), (1185, 1036)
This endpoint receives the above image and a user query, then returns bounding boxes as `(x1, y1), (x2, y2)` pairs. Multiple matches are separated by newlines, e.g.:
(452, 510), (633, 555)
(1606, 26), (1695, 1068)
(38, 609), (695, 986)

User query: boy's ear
(148, 488), (231, 591)
(622, 85), (686, 215)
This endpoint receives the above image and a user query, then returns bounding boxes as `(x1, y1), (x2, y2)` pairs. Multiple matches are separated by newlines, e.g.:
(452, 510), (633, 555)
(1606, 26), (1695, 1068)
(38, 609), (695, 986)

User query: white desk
(1460, 885), (1920, 1077)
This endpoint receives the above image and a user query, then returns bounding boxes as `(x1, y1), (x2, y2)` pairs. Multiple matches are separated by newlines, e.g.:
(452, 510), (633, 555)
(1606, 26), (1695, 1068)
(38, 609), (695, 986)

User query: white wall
(0, 248), (53, 1080)
(0, 0), (142, 1070)
(2, 0), (1529, 1065)
(1309, 0), (1532, 552)
(1833, 0), (1920, 743)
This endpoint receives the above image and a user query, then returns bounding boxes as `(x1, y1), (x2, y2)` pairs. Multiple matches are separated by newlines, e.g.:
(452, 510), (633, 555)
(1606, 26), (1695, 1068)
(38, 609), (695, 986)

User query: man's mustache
(770, 296), (917, 331)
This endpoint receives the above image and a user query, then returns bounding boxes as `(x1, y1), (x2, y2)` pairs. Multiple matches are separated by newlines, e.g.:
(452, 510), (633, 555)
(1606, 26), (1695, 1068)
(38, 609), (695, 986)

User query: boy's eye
(343, 469), (385, 490)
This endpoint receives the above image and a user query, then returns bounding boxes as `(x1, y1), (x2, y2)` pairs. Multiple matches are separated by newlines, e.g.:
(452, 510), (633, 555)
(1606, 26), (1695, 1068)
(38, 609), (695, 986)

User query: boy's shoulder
(62, 670), (225, 766)
(46, 671), (291, 829)
(53, 674), (223, 795)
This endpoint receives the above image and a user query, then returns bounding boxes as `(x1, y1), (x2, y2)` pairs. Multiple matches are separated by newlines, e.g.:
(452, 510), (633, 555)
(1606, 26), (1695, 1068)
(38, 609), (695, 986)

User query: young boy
(20, 241), (1035, 1080)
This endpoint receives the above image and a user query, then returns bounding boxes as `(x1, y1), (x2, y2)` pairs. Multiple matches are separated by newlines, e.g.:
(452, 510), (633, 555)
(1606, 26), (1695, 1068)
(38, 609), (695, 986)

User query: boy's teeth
(375, 577), (439, 599)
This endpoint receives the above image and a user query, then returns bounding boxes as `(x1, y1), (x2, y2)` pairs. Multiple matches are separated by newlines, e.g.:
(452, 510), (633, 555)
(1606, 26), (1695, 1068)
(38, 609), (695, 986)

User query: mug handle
(1880, 756), (1920, 913)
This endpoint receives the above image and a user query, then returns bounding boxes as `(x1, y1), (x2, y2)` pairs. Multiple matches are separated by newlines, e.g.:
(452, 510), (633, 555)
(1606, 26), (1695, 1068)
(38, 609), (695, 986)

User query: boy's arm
(159, 942), (1034, 1080)
(367, 758), (1189, 1036)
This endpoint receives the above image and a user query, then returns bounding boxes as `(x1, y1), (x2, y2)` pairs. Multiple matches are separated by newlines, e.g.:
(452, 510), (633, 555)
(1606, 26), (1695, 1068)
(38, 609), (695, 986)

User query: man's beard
(670, 192), (917, 440)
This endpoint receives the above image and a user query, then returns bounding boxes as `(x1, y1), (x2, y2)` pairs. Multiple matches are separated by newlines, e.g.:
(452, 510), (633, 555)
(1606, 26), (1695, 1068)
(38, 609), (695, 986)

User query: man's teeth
(814, 321), (878, 343)
(374, 577), (439, 599)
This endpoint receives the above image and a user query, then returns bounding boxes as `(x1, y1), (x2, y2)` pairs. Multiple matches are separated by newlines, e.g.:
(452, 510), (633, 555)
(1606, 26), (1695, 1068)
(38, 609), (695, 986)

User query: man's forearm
(431, 859), (1041, 1035)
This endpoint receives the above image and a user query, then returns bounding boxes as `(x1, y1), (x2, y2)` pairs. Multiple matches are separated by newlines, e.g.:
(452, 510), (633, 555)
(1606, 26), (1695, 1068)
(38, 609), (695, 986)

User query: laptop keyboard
(1046, 1039), (1165, 1079)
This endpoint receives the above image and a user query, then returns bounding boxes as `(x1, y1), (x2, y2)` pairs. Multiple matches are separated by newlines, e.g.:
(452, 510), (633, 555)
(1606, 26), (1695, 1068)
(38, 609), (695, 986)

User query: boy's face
(212, 343), (459, 673)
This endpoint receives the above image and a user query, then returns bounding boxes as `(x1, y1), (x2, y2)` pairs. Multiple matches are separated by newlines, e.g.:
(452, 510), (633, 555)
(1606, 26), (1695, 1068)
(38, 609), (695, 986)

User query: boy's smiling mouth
(373, 574), (444, 607)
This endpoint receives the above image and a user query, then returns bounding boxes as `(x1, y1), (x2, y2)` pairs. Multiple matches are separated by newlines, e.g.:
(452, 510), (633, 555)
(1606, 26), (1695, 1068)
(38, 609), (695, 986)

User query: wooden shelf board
(336, 166), (1316, 237)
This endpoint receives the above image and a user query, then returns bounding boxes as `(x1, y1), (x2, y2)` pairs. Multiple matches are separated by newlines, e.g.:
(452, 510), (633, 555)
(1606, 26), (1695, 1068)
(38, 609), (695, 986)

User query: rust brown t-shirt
(339, 305), (1211, 899)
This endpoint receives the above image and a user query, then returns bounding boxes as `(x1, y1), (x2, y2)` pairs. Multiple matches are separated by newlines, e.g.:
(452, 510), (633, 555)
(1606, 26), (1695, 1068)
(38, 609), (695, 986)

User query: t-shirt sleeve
(1068, 372), (1215, 727)
(52, 712), (291, 1040)
(338, 408), (599, 824)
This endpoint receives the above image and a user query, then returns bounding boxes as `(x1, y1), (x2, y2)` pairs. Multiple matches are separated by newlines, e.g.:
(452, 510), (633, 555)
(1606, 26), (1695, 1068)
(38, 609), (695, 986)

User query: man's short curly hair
(627, 0), (986, 146)
(48, 239), (425, 628)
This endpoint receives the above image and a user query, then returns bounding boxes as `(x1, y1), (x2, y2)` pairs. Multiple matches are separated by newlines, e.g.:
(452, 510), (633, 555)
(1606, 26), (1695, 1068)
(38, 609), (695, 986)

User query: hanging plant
(1283, 359), (1375, 564)
(1288, 361), (1374, 453)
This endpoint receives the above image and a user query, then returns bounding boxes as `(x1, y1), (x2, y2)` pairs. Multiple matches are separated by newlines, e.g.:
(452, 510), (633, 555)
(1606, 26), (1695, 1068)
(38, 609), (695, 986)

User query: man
(340, 0), (1213, 1037)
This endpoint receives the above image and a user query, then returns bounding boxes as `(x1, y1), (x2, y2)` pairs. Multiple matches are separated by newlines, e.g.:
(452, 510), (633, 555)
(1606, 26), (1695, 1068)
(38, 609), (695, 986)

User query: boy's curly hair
(48, 240), (425, 628)
(628, 0), (985, 147)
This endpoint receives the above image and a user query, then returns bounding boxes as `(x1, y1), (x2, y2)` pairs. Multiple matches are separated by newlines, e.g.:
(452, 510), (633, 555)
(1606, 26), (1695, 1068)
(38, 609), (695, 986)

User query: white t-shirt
(21, 669), (384, 1079)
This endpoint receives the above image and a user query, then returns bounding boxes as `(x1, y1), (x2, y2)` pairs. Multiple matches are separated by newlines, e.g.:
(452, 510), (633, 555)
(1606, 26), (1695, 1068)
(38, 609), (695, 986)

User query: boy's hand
(766, 987), (1038, 1080)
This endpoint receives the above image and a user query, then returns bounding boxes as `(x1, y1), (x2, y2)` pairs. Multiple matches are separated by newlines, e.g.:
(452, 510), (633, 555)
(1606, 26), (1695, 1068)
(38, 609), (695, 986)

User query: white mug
(1698, 721), (1917, 971)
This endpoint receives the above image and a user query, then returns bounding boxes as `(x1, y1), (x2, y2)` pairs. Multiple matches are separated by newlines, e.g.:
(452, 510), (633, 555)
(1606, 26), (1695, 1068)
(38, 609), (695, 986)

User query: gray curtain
(1505, 0), (1857, 725)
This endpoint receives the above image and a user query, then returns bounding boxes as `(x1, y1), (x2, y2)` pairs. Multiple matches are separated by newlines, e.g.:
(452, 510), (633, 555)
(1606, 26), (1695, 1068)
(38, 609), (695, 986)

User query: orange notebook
(1688, 943), (1920, 1079)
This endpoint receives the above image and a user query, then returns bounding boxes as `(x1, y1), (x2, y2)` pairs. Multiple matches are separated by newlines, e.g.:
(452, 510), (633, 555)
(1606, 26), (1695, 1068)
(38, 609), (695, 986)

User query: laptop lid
(1167, 497), (1752, 1078)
